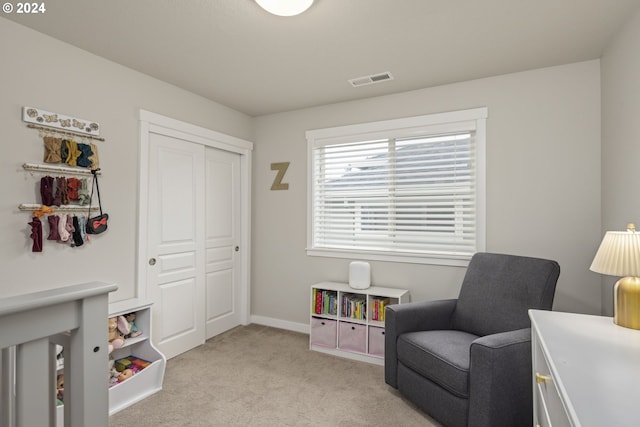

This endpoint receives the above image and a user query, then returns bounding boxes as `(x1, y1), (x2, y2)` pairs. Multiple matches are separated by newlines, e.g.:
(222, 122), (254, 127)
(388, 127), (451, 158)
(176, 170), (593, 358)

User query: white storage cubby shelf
(56, 299), (166, 425)
(107, 299), (166, 415)
(310, 281), (410, 366)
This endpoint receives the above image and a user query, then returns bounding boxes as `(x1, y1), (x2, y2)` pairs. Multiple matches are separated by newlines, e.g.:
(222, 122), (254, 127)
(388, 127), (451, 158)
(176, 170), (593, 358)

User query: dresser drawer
(535, 377), (571, 427)
(533, 334), (571, 427)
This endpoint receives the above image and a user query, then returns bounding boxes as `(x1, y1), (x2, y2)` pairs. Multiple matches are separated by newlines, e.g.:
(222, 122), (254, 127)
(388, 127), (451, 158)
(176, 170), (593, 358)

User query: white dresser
(529, 309), (640, 427)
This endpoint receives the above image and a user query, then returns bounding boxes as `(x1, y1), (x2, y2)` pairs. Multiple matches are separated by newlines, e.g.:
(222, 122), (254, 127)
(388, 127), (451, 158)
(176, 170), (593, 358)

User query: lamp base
(614, 276), (640, 330)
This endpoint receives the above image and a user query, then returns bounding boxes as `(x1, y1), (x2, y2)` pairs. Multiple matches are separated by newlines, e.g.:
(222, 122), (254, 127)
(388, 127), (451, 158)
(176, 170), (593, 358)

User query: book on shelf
(314, 288), (322, 314)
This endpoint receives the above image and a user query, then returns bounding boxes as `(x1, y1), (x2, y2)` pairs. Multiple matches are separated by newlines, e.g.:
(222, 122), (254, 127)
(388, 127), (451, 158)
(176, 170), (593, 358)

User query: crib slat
(1, 347), (16, 427)
(66, 292), (109, 427)
(16, 338), (54, 427)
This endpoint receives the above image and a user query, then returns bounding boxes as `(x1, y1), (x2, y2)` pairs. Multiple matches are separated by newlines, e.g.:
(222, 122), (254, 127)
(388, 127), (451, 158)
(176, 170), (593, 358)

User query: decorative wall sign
(22, 106), (101, 136)
(270, 162), (290, 190)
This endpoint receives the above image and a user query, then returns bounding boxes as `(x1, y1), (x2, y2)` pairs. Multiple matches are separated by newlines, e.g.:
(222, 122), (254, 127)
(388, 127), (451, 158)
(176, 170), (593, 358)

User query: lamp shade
(255, 0), (314, 16)
(590, 229), (640, 277)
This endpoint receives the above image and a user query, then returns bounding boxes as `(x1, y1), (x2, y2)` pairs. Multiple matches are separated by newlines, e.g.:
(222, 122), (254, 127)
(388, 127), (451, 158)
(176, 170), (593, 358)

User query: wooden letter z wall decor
(270, 162), (290, 190)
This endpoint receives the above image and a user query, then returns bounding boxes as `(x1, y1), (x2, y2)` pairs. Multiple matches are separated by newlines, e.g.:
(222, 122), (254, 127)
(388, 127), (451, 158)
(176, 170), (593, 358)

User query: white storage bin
(310, 317), (337, 348)
(368, 326), (385, 357)
(338, 322), (367, 353)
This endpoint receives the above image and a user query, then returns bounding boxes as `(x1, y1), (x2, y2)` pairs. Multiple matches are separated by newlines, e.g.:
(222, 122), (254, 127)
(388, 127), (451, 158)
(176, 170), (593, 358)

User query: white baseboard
(250, 315), (309, 334)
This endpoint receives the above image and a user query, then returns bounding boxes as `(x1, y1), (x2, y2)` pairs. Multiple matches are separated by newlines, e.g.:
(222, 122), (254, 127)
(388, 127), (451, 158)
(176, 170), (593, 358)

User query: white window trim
(306, 107), (487, 267)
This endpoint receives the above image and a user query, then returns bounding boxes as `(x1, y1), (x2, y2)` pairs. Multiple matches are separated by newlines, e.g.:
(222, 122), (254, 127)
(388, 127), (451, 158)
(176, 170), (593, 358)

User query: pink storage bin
(338, 322), (366, 353)
(310, 317), (337, 348)
(368, 326), (385, 357)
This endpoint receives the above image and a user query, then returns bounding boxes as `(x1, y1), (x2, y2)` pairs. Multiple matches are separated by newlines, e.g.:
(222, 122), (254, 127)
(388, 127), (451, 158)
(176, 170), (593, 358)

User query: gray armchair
(385, 252), (560, 427)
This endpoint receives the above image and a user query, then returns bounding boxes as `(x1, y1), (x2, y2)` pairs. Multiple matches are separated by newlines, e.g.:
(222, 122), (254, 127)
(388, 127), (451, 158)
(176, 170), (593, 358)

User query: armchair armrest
(384, 299), (457, 388)
(468, 327), (533, 427)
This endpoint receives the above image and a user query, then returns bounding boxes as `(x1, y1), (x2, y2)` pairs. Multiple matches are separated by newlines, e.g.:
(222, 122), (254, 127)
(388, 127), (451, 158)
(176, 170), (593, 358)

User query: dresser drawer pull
(535, 372), (552, 384)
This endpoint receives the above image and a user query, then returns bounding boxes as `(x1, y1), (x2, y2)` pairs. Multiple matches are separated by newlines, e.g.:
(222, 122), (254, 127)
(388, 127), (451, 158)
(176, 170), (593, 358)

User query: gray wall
(253, 60), (602, 327)
(0, 18), (253, 301)
(600, 8), (640, 316)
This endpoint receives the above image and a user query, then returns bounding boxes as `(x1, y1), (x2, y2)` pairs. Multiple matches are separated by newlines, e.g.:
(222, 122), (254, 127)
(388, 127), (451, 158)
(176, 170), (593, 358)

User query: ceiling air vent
(349, 71), (394, 87)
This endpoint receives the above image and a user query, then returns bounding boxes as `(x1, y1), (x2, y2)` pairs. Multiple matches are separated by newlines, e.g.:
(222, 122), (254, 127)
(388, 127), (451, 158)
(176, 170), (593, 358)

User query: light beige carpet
(109, 324), (439, 426)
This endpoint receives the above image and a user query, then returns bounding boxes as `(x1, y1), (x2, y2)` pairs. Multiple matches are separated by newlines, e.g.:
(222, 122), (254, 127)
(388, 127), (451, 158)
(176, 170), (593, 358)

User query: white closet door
(205, 147), (242, 339)
(146, 132), (205, 359)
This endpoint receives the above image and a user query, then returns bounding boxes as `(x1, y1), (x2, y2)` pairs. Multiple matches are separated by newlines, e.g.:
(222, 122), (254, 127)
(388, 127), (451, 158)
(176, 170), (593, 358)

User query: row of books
(342, 293), (366, 320)
(313, 288), (393, 321)
(313, 288), (338, 315)
(370, 297), (390, 321)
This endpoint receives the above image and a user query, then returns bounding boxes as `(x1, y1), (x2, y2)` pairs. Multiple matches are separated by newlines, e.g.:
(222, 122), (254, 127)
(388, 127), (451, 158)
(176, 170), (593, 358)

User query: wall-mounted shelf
(18, 203), (99, 213)
(22, 162), (100, 176)
(26, 123), (105, 141)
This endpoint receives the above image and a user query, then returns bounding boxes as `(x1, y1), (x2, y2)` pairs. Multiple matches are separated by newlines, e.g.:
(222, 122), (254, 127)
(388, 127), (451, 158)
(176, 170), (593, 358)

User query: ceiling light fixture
(255, 0), (314, 16)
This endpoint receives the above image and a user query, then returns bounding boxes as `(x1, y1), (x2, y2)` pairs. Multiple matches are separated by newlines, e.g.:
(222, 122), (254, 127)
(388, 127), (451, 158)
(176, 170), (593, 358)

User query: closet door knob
(149, 258), (156, 266)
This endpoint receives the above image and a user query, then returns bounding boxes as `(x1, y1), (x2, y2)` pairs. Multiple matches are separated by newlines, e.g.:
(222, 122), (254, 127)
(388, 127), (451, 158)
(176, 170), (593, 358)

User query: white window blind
(307, 108), (486, 265)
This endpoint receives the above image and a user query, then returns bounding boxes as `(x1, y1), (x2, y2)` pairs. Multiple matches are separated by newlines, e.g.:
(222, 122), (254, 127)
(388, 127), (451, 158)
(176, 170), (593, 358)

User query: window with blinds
(306, 108), (486, 265)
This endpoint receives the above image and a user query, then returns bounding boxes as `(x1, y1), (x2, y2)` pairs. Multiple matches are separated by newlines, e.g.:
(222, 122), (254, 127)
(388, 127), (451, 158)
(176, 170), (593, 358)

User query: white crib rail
(0, 281), (117, 427)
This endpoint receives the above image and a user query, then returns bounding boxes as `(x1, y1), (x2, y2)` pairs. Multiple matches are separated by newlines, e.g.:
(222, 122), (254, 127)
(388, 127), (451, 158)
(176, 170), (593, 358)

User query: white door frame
(137, 110), (253, 326)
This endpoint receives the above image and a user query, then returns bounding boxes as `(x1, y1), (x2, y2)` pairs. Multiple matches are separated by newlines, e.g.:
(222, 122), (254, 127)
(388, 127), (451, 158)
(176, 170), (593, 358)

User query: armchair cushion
(452, 253), (560, 336)
(398, 330), (478, 398)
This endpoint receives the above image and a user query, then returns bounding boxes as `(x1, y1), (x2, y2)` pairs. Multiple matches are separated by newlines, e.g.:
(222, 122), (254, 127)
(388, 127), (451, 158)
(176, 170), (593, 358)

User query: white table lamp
(590, 223), (640, 329)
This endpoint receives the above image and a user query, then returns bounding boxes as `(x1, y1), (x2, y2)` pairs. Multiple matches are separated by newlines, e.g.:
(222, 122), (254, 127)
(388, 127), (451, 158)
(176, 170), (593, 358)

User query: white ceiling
(4, 0), (639, 116)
